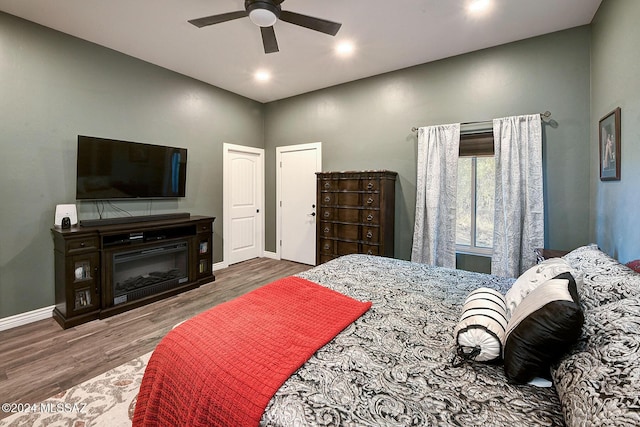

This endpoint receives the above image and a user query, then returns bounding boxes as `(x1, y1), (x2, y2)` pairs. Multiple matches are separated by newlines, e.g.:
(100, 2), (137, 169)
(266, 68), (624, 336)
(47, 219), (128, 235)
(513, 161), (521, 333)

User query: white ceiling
(0, 0), (602, 103)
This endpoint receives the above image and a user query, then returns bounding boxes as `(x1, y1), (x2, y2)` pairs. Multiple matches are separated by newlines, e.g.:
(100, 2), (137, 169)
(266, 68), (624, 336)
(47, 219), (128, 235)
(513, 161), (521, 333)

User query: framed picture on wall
(599, 107), (621, 181)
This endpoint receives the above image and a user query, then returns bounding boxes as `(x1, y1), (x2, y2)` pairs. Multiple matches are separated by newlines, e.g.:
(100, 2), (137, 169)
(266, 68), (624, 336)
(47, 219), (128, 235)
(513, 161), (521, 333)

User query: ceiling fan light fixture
(247, 1), (280, 27)
(249, 9), (277, 27)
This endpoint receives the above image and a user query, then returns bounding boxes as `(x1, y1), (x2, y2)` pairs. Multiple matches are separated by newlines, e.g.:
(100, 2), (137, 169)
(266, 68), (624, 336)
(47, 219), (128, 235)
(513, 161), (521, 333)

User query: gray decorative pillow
(551, 296), (640, 426)
(563, 245), (640, 310)
(505, 257), (580, 319)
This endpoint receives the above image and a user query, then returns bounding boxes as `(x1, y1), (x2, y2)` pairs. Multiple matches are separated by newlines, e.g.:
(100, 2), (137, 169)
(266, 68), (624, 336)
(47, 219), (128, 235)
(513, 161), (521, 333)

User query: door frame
(275, 142), (322, 261)
(223, 143), (265, 267)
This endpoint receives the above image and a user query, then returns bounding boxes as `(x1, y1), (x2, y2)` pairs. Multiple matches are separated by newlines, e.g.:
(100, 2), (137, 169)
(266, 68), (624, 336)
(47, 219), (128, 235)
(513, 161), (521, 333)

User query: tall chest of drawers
(316, 170), (397, 265)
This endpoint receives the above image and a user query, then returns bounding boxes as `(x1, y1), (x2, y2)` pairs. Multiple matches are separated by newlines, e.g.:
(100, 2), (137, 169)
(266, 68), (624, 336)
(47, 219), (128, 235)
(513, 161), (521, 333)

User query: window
(456, 132), (495, 255)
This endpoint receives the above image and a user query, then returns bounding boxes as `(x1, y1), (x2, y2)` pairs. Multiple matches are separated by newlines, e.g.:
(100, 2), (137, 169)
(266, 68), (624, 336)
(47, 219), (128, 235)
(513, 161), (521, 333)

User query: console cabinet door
(66, 251), (100, 315)
(195, 220), (213, 280)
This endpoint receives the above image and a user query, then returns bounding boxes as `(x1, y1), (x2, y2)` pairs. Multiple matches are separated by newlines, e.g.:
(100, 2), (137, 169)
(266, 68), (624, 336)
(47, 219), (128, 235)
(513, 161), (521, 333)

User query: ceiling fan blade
(188, 11), (247, 28)
(279, 10), (341, 36)
(261, 26), (279, 54)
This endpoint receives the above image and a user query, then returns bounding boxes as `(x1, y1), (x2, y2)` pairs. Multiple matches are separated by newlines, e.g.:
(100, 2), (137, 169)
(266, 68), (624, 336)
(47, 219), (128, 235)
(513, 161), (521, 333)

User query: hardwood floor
(0, 258), (310, 417)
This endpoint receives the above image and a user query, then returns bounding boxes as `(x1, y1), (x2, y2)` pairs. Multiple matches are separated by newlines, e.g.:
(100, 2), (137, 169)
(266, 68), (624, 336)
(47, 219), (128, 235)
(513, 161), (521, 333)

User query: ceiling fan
(188, 0), (342, 54)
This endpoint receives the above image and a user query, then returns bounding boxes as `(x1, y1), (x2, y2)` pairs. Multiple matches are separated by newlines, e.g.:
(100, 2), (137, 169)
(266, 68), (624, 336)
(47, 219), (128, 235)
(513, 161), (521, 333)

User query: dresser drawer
(362, 244), (380, 256)
(320, 223), (360, 240)
(319, 208), (334, 221)
(363, 179), (380, 191)
(336, 241), (359, 255)
(319, 239), (335, 254)
(320, 208), (361, 223)
(320, 193), (334, 206)
(320, 208), (380, 224)
(362, 193), (379, 208)
(320, 223), (334, 237)
(361, 210), (379, 224)
(320, 179), (360, 191)
(337, 223), (360, 240)
(362, 227), (380, 243)
(319, 254), (337, 264)
(321, 192), (368, 207)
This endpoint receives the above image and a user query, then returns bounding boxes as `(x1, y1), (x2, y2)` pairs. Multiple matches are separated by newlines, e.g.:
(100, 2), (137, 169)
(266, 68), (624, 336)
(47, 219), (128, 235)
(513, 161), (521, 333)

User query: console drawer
(66, 237), (100, 254)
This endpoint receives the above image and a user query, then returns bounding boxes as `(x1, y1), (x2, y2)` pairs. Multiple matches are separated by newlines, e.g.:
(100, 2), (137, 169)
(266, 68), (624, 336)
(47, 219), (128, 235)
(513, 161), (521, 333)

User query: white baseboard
(264, 251), (279, 260)
(0, 305), (54, 332)
(212, 261), (227, 272)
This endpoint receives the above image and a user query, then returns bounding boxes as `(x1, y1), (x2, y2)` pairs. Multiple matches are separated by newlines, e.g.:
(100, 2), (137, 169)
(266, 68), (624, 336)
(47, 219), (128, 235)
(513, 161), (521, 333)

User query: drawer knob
(366, 197), (374, 204)
(367, 182), (374, 190)
(324, 244), (330, 250)
(324, 212), (330, 218)
(367, 250), (373, 255)
(366, 231), (373, 239)
(367, 214), (374, 221)
(324, 196), (331, 203)
(324, 227), (330, 233)
(80, 242), (85, 247)
(324, 182), (330, 189)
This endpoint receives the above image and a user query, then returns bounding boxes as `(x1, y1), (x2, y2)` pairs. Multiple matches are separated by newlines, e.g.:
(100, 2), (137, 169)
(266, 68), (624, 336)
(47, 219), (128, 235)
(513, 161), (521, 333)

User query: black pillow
(503, 272), (584, 384)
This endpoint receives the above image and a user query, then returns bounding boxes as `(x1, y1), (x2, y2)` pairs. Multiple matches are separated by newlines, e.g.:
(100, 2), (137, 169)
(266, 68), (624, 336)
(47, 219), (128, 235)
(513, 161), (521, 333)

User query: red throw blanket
(132, 276), (372, 427)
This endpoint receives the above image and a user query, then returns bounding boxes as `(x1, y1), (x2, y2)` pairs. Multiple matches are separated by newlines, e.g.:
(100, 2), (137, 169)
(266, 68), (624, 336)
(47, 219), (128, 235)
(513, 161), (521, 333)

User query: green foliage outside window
(456, 156), (494, 251)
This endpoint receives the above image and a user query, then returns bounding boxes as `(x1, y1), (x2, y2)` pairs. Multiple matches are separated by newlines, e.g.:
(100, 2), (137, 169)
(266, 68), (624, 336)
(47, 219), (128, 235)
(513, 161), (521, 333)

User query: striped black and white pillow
(453, 288), (508, 362)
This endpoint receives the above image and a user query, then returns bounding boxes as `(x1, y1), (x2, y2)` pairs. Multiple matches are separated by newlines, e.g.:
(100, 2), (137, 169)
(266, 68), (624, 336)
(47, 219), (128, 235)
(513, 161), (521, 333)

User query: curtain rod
(410, 111), (552, 133)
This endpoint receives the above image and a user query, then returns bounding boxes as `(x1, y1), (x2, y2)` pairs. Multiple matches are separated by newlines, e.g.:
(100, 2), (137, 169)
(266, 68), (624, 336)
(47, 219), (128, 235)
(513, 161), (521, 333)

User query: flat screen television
(76, 135), (187, 200)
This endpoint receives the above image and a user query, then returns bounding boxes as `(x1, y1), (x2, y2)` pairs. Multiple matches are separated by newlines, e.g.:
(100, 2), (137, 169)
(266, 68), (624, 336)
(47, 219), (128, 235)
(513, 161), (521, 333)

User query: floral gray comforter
(261, 255), (564, 426)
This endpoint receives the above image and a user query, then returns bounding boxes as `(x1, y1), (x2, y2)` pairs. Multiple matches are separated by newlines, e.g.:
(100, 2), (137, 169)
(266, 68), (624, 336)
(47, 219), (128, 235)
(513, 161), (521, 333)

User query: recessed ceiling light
(335, 41), (355, 57)
(467, 0), (492, 14)
(254, 70), (271, 82)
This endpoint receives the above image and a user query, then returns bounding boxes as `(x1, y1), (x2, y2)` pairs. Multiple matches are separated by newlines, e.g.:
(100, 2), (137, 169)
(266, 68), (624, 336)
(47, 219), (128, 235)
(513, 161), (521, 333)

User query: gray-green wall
(4, 0), (638, 321)
(264, 27), (592, 261)
(0, 13), (264, 318)
(590, 0), (640, 263)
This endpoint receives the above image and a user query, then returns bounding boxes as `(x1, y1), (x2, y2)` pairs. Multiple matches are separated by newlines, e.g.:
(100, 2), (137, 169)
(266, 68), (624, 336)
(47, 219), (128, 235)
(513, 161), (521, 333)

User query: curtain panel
(411, 124), (460, 268)
(491, 115), (544, 277)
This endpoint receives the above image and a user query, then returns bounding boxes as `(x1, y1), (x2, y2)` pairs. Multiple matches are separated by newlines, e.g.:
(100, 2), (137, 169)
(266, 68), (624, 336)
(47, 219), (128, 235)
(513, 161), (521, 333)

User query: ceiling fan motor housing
(246, 0), (281, 27)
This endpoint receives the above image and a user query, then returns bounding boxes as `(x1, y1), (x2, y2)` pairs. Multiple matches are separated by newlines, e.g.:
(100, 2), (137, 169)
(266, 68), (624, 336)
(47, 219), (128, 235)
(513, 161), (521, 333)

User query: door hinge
(280, 240), (282, 246)
(279, 201), (282, 207)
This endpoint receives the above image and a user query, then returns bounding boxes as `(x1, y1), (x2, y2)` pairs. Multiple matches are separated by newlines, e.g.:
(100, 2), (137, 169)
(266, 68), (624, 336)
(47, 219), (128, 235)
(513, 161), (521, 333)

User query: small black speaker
(61, 217), (71, 229)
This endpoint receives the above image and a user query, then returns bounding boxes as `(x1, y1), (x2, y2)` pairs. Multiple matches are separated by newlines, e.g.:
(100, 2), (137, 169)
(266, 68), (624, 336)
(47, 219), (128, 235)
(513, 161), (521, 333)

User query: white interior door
(277, 143), (322, 265)
(223, 144), (264, 265)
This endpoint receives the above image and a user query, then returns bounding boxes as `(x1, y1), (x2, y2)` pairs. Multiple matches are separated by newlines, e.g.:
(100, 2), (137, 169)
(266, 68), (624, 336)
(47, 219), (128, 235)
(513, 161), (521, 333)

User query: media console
(51, 215), (215, 329)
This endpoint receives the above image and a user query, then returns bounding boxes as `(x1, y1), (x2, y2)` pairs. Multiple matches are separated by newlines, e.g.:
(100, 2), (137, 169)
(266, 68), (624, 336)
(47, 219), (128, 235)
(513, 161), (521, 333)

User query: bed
(133, 245), (640, 426)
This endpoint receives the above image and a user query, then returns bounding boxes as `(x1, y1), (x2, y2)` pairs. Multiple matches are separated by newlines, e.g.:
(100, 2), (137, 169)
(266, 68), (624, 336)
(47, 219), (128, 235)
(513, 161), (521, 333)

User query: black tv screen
(76, 135), (187, 200)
